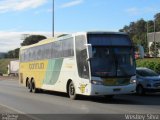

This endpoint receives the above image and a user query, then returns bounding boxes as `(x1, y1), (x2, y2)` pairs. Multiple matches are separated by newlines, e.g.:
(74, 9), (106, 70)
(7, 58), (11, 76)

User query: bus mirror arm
(86, 57), (91, 61)
(85, 44), (93, 59)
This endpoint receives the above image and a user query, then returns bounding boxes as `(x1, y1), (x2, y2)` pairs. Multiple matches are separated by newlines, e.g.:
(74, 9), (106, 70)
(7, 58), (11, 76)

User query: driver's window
(92, 47), (97, 58)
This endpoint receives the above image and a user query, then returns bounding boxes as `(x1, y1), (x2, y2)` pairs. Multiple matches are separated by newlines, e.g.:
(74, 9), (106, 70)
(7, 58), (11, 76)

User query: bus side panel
(54, 57), (77, 92)
(41, 58), (76, 92)
(19, 60), (49, 88)
(43, 58), (64, 86)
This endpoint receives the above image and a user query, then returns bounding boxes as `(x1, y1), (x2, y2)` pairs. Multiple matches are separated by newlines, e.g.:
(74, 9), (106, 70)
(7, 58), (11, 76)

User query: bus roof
(86, 31), (127, 35)
(20, 37), (54, 50)
(20, 31), (128, 50)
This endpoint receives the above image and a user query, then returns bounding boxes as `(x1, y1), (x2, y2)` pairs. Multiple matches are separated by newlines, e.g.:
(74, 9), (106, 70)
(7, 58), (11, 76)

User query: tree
(119, 19), (148, 52)
(5, 48), (20, 58)
(154, 13), (160, 32)
(21, 35), (47, 46)
(14, 48), (20, 58)
(147, 20), (154, 32)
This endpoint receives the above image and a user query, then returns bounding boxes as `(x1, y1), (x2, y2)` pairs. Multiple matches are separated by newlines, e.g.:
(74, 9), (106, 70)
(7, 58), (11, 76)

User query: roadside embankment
(0, 59), (16, 74)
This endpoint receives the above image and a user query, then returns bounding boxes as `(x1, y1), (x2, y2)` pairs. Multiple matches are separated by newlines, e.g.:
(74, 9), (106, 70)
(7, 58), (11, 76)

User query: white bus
(19, 32), (137, 99)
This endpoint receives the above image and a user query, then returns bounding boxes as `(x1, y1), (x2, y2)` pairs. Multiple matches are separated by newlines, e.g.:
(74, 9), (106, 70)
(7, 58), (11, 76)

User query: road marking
(0, 103), (42, 120)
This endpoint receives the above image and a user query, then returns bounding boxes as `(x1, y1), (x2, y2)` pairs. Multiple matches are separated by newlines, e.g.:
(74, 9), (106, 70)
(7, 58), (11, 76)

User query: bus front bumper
(89, 84), (136, 96)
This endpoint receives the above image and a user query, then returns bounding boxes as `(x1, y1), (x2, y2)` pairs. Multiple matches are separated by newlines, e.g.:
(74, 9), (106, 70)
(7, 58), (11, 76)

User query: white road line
(0, 103), (42, 120)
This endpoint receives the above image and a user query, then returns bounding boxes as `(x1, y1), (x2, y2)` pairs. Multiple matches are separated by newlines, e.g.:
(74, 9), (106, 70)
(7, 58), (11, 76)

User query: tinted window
(21, 38), (74, 62)
(88, 34), (135, 77)
(37, 46), (42, 60)
(88, 34), (132, 46)
(54, 41), (62, 58)
(75, 35), (89, 79)
(62, 38), (74, 57)
(91, 47), (116, 77)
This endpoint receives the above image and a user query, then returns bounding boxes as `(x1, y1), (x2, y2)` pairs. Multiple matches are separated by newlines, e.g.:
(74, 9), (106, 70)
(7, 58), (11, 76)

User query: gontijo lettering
(29, 63), (44, 70)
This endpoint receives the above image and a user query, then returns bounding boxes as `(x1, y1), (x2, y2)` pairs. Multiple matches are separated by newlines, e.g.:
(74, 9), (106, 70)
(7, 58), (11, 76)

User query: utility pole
(53, 0), (54, 37)
(154, 19), (156, 57)
(146, 21), (149, 56)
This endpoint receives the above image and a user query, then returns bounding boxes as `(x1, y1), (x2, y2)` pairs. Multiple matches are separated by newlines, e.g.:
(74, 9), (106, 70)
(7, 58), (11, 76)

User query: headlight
(130, 79), (136, 84)
(91, 80), (103, 85)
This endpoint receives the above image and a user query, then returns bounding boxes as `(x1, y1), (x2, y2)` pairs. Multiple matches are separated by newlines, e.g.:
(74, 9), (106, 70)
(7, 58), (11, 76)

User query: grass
(0, 59), (17, 74)
(136, 58), (160, 73)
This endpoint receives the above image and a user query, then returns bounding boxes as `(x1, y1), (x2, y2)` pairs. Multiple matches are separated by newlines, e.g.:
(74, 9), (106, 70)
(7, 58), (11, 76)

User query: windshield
(136, 69), (159, 77)
(90, 47), (136, 77)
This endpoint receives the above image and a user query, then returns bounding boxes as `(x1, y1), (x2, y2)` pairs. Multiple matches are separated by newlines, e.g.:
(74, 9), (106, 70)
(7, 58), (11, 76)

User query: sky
(0, 0), (160, 52)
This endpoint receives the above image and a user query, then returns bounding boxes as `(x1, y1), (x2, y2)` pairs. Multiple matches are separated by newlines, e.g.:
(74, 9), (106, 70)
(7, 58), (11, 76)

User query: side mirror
(85, 44), (93, 60)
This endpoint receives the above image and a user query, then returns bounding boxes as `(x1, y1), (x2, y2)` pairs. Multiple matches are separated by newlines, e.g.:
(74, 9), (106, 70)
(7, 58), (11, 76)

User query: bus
(19, 32), (137, 99)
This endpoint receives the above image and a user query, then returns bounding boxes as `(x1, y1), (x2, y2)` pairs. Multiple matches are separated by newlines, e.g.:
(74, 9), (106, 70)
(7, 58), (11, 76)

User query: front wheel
(68, 81), (77, 100)
(104, 95), (114, 99)
(136, 85), (145, 95)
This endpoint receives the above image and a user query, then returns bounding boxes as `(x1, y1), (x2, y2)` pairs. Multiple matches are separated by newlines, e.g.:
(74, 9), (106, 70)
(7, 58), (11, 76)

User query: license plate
(113, 88), (121, 92)
(103, 78), (117, 85)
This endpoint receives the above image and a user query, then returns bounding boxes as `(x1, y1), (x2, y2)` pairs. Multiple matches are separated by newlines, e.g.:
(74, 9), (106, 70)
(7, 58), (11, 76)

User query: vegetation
(21, 35), (47, 46)
(0, 59), (16, 74)
(136, 58), (160, 74)
(120, 12), (160, 55)
(5, 48), (20, 58)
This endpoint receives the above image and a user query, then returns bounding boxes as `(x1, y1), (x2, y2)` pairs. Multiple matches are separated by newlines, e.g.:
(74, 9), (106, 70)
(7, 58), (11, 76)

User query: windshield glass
(90, 46), (136, 77)
(136, 69), (159, 77)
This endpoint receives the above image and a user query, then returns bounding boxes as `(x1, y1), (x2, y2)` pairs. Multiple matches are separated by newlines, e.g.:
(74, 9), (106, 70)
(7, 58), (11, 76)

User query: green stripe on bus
(43, 58), (64, 85)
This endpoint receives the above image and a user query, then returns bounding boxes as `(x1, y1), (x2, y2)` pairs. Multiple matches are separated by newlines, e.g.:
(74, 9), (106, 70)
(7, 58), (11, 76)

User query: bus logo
(29, 63), (44, 70)
(79, 84), (87, 93)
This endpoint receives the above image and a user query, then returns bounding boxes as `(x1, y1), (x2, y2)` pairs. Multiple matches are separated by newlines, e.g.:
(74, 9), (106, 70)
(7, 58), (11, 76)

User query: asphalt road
(0, 79), (160, 120)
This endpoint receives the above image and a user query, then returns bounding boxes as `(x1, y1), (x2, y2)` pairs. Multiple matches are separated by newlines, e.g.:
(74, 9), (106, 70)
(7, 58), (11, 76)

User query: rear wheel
(26, 80), (29, 88)
(31, 80), (39, 93)
(68, 81), (77, 100)
(28, 81), (32, 92)
(136, 85), (145, 95)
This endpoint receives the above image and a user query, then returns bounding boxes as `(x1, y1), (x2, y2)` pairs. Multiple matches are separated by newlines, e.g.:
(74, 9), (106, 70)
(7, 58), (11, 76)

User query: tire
(28, 81), (32, 92)
(68, 81), (77, 100)
(31, 80), (39, 93)
(136, 85), (145, 95)
(26, 80), (29, 88)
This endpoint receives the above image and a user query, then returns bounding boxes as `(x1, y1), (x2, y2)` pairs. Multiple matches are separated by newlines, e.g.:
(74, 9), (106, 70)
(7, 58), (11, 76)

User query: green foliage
(154, 63), (160, 74)
(0, 59), (15, 74)
(154, 13), (160, 32)
(5, 48), (20, 58)
(120, 19), (148, 52)
(120, 12), (160, 54)
(21, 35), (47, 46)
(136, 58), (160, 74)
(147, 20), (154, 32)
